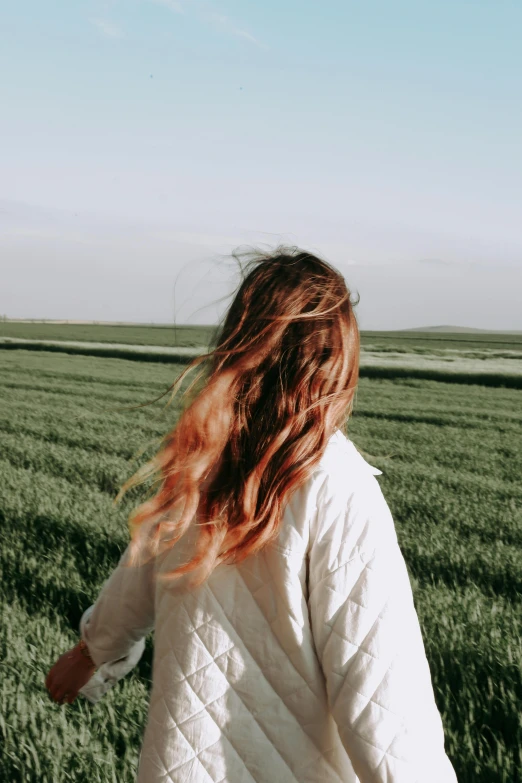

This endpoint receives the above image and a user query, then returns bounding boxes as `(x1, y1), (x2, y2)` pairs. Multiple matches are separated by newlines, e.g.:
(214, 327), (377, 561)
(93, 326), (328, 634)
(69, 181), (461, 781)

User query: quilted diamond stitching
(206, 580), (322, 781)
(309, 551), (364, 593)
(163, 737), (224, 779)
(307, 494), (423, 774)
(218, 564), (347, 780)
(345, 721), (408, 767)
(233, 563), (319, 697)
(259, 547), (307, 628)
(157, 624), (256, 781)
(329, 666), (400, 718)
(158, 586), (308, 781)
(167, 687), (227, 734)
(185, 644), (236, 682)
(84, 433), (456, 783)
(326, 595), (390, 662)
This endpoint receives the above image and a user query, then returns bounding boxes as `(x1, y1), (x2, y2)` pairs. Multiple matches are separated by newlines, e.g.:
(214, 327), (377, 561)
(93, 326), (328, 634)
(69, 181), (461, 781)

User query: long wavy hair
(119, 245), (361, 588)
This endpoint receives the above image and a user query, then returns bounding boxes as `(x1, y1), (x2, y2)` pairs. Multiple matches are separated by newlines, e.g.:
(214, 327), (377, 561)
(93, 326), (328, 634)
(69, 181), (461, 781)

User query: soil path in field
(0, 337), (208, 357)
(2, 337), (522, 378)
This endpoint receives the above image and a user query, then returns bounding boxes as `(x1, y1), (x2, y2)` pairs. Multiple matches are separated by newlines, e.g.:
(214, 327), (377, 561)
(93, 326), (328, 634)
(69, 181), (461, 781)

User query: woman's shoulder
(303, 429), (385, 510)
(309, 430), (396, 554)
(317, 429), (383, 478)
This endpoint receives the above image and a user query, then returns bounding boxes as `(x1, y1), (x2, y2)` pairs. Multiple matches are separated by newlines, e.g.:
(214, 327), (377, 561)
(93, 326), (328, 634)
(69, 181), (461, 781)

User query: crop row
(3, 320), (522, 350)
(2, 349), (522, 413)
(1, 347), (521, 783)
(0, 348), (190, 388)
(1, 596), (150, 783)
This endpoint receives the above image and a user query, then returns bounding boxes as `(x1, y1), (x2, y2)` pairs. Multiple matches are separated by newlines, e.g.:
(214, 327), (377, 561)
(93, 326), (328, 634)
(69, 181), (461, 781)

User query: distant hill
(4, 319), (522, 335)
(400, 325), (522, 335)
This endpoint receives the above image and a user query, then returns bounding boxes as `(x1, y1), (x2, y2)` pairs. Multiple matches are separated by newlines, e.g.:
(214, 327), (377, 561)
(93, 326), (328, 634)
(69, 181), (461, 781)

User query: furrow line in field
(2, 459), (521, 601)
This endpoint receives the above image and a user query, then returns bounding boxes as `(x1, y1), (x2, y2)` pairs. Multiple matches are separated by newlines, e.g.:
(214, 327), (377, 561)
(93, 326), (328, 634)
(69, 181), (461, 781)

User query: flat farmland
(0, 342), (521, 782)
(2, 323), (522, 388)
(2, 320), (522, 351)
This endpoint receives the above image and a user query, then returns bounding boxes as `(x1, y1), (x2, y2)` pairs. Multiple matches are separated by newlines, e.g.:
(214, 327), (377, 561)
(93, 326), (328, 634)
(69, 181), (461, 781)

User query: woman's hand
(45, 642), (97, 705)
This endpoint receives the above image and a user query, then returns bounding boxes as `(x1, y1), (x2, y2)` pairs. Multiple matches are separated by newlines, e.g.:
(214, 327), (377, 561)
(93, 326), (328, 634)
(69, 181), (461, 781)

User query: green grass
(0, 322), (212, 348)
(2, 340), (521, 389)
(3, 323), (521, 391)
(0, 348), (521, 782)
(2, 320), (522, 352)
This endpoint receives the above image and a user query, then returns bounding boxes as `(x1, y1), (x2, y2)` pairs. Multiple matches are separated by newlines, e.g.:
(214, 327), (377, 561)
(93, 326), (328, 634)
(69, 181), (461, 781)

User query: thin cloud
(416, 258), (479, 266)
(202, 11), (262, 46)
(91, 18), (125, 38)
(149, 0), (186, 13)
(149, 0), (264, 47)
(417, 258), (451, 265)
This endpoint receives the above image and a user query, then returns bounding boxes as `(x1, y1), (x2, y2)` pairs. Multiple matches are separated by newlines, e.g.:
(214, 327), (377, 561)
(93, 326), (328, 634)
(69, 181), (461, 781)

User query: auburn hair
(118, 245), (361, 588)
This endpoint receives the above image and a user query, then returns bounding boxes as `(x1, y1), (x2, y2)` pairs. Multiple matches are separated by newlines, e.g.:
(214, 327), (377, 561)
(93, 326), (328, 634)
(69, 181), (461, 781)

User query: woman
(45, 246), (458, 782)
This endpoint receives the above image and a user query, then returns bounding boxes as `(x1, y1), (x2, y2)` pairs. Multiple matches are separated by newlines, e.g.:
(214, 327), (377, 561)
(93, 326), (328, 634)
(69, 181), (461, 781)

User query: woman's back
(84, 429), (457, 782)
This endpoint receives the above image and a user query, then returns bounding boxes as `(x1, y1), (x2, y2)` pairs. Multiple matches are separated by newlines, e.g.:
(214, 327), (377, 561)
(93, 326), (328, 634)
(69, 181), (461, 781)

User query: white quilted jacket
(81, 430), (458, 782)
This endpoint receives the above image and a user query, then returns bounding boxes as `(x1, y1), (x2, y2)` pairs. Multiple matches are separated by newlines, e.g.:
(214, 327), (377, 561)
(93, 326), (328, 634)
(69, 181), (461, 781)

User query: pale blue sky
(1, 0), (521, 328)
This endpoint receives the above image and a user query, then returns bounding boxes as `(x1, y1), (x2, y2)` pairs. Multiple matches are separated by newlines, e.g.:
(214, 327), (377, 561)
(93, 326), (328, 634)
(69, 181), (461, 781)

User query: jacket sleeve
(80, 541), (156, 668)
(308, 471), (458, 783)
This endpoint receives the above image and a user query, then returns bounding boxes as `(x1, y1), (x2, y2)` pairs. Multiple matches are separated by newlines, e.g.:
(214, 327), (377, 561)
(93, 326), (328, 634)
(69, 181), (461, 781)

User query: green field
(0, 321), (214, 348)
(2, 320), (522, 352)
(2, 322), (522, 389)
(1, 343), (521, 782)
